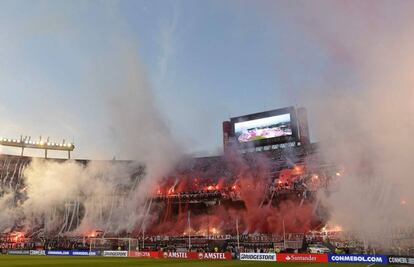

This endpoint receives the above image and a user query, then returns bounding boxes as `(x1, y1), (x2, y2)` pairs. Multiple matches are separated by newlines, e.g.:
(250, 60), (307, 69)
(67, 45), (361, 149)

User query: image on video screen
(234, 113), (292, 143)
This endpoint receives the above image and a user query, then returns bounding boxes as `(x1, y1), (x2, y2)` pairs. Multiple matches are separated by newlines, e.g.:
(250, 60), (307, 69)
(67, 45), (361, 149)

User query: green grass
(0, 255), (397, 267)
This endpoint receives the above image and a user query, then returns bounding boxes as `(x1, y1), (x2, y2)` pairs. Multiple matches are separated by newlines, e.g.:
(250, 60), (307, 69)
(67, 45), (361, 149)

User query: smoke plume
(0, 1), (181, 235)
(251, 0), (414, 246)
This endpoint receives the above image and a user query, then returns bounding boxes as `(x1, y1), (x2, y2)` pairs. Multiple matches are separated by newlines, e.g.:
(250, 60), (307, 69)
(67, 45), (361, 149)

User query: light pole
(188, 211), (191, 251)
(236, 217), (240, 251)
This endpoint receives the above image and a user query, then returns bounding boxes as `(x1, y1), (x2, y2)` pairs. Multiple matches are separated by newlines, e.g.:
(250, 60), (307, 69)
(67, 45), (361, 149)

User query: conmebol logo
(329, 254), (387, 265)
(388, 256), (414, 265)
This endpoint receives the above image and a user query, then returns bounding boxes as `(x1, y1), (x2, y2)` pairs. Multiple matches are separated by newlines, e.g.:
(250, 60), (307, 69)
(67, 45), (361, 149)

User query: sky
(0, 0), (413, 159)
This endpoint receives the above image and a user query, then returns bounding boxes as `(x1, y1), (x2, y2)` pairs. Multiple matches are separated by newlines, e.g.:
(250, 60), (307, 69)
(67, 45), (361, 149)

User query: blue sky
(0, 0), (412, 159)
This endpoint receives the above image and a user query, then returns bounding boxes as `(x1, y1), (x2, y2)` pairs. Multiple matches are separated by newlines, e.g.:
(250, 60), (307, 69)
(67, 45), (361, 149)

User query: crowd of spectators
(2, 232), (414, 256)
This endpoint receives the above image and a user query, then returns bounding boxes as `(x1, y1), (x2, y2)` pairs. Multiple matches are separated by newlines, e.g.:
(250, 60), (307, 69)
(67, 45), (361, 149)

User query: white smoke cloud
(249, 0), (414, 246)
(0, 1), (182, 235)
(0, 193), (19, 232)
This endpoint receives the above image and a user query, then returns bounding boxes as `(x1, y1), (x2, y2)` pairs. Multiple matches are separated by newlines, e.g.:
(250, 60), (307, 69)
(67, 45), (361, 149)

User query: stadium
(2, 1), (414, 266)
(1, 106), (413, 266)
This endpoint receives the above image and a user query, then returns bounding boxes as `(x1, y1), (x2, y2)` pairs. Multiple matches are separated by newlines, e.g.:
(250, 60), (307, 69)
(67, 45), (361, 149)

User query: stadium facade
(0, 107), (346, 253)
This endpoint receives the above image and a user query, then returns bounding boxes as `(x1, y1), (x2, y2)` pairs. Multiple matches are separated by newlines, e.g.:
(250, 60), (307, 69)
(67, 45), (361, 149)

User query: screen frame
(230, 106), (299, 147)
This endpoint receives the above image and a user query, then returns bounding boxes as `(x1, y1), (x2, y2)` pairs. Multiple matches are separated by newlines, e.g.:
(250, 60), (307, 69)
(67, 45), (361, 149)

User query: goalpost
(89, 237), (140, 253)
(88, 199), (153, 253)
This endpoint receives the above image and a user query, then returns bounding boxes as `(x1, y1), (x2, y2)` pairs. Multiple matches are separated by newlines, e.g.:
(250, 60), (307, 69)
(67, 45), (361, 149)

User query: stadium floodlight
(0, 135), (75, 159)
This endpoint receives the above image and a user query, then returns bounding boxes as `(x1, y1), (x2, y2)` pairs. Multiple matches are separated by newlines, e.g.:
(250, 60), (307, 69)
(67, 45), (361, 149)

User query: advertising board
(102, 250), (128, 257)
(196, 252), (231, 260)
(128, 251), (160, 258)
(160, 251), (232, 260)
(71, 251), (98, 256)
(328, 254), (387, 264)
(277, 253), (328, 263)
(30, 250), (46, 255)
(240, 253), (276, 261)
(8, 250), (30, 255)
(388, 256), (414, 265)
(46, 250), (71, 256)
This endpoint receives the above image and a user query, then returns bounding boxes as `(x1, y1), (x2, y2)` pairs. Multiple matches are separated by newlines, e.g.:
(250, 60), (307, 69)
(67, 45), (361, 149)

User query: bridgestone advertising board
(103, 250), (128, 257)
(240, 253), (276, 261)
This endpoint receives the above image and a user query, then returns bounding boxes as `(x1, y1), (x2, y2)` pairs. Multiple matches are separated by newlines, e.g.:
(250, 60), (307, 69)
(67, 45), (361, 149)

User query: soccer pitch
(0, 256), (398, 267)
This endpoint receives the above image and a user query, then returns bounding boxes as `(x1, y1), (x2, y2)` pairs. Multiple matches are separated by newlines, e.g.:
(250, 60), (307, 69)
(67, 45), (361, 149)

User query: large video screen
(234, 113), (292, 143)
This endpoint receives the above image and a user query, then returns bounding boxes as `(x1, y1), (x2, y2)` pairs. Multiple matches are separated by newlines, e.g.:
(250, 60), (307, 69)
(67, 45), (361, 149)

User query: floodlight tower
(0, 135), (75, 159)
